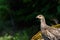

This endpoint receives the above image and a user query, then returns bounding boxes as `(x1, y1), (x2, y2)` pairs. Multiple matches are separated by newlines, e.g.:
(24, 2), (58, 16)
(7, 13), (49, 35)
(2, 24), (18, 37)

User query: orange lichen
(31, 31), (44, 40)
(51, 24), (60, 28)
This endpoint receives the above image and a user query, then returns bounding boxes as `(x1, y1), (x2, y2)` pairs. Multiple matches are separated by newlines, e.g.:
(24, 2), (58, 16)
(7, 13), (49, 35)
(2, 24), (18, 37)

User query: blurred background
(0, 0), (59, 40)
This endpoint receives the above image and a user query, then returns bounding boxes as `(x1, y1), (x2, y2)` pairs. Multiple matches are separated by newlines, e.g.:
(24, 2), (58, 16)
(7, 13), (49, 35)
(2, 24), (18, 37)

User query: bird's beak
(36, 17), (37, 18)
(36, 16), (38, 18)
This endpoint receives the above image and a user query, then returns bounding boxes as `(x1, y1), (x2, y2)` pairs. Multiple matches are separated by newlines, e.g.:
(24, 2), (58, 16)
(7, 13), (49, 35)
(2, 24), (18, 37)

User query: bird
(31, 21), (60, 40)
(31, 25), (60, 40)
(36, 15), (60, 40)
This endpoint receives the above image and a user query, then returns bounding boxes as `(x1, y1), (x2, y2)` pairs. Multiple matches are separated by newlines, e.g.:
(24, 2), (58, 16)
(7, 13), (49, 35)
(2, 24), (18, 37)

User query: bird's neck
(40, 18), (48, 29)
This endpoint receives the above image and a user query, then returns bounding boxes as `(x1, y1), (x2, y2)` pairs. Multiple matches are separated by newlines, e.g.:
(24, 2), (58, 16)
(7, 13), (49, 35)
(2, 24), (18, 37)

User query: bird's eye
(39, 15), (41, 17)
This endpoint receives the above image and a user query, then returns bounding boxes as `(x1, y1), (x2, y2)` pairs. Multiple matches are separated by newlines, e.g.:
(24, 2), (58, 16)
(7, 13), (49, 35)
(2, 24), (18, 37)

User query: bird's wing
(57, 28), (60, 32)
(46, 30), (57, 39)
(42, 29), (58, 40)
(47, 27), (60, 38)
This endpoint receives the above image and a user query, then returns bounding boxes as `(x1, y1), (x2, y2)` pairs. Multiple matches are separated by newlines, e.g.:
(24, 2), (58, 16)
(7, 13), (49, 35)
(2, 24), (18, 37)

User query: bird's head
(36, 15), (45, 20)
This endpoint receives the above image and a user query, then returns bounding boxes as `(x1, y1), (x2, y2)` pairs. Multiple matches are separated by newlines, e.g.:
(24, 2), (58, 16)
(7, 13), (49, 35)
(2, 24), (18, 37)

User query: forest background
(0, 0), (60, 40)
